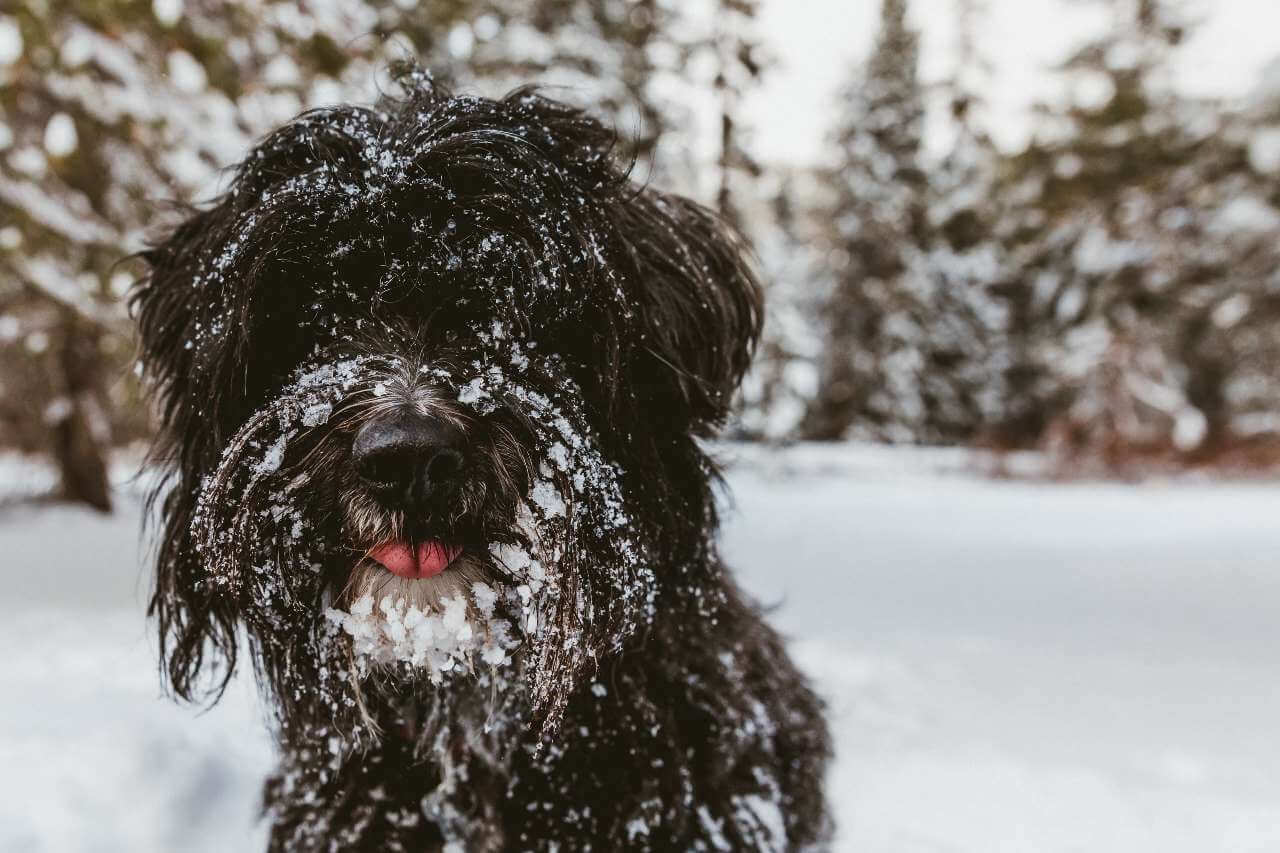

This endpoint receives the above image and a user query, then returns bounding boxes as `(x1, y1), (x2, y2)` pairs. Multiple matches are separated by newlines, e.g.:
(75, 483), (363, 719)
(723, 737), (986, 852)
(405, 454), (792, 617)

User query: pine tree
(991, 0), (1280, 467)
(496, 0), (689, 178)
(912, 0), (1010, 443)
(709, 0), (764, 226)
(803, 0), (931, 441)
(735, 169), (828, 439)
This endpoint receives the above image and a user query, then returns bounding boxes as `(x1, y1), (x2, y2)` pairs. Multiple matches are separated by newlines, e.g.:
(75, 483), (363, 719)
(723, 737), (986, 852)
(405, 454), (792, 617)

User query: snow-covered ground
(4, 446), (1280, 852)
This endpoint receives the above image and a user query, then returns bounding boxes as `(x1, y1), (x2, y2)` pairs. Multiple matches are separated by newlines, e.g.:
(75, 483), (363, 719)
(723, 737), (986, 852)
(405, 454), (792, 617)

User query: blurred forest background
(3, 0), (1280, 511)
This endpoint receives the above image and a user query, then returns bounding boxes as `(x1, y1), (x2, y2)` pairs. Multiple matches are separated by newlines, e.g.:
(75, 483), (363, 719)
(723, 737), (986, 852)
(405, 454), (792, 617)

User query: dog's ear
(132, 209), (241, 703)
(132, 209), (214, 445)
(613, 191), (764, 433)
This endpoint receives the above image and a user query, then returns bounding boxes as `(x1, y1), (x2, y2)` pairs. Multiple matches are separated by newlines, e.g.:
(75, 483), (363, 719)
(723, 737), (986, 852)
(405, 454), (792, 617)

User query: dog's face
(134, 71), (761, 740)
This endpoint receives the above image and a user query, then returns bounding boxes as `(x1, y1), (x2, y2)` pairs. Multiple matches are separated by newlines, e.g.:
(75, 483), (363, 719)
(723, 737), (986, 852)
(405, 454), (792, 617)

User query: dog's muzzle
(351, 406), (471, 579)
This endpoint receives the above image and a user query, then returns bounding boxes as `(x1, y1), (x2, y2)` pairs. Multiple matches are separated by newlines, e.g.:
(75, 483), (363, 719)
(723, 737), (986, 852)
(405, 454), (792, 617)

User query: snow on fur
(190, 344), (654, 730)
(324, 585), (518, 677)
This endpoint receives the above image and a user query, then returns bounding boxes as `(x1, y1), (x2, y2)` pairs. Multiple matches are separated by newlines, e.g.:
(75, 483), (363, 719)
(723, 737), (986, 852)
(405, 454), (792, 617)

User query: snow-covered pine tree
(484, 0), (689, 180)
(992, 0), (1280, 469)
(802, 0), (932, 442)
(734, 168), (829, 440)
(756, 0), (1008, 445)
(592, 0), (668, 169)
(915, 0), (1010, 443)
(990, 0), (1188, 455)
(1221, 61), (1280, 450)
(708, 0), (764, 226)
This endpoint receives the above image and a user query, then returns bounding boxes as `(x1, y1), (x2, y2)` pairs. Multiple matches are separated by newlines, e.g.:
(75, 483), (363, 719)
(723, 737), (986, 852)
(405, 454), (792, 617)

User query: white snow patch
(9, 448), (1280, 851)
(325, 592), (518, 678)
(0, 16), (22, 66)
(300, 401), (332, 427)
(1211, 196), (1280, 233)
(735, 793), (786, 850)
(152, 0), (183, 26)
(59, 31), (93, 68)
(529, 478), (566, 518)
(9, 147), (47, 178)
(42, 397), (72, 424)
(456, 376), (488, 406)
(625, 816), (649, 840)
(1212, 293), (1251, 329)
(255, 434), (287, 475)
(1073, 224), (1148, 274)
(1171, 406), (1209, 451)
(43, 113), (78, 157)
(262, 55), (300, 87)
(1247, 126), (1280, 175)
(166, 50), (207, 94)
(446, 23), (474, 59)
(696, 806), (732, 851)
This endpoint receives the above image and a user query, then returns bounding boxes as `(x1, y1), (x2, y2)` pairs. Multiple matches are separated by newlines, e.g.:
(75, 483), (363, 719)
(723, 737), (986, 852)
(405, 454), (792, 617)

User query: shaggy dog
(134, 68), (831, 851)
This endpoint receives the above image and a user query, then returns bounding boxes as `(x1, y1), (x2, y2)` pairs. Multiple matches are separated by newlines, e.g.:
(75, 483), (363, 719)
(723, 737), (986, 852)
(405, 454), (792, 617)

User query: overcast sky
(748, 0), (1280, 165)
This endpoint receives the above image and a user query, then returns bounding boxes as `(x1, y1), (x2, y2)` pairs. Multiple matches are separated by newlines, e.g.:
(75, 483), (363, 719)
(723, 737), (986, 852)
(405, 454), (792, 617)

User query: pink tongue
(368, 541), (462, 579)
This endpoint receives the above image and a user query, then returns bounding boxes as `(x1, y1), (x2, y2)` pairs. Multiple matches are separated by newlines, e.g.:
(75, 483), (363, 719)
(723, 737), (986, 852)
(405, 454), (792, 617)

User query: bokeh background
(3, 1), (1280, 851)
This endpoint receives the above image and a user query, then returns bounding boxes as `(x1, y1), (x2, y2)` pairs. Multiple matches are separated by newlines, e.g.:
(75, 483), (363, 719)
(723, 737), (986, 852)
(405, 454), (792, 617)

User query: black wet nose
(351, 409), (465, 503)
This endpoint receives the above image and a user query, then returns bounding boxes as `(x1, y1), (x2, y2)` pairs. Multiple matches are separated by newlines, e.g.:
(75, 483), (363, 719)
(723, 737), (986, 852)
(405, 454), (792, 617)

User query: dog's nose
(352, 409), (465, 502)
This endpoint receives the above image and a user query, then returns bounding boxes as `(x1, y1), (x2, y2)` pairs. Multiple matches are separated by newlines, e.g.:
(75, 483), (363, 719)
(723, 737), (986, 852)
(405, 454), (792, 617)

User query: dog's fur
(134, 68), (831, 851)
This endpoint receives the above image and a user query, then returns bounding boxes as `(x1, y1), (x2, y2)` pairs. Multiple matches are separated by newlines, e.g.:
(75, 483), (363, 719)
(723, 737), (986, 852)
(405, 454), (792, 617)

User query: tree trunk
(52, 315), (112, 512)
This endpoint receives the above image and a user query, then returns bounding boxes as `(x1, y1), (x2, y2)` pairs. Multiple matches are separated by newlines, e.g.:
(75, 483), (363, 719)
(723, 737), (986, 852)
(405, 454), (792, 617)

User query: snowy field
(4, 446), (1280, 852)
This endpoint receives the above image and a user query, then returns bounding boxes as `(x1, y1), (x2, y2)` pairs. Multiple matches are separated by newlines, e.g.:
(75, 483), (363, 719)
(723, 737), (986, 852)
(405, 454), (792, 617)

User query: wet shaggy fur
(135, 68), (831, 851)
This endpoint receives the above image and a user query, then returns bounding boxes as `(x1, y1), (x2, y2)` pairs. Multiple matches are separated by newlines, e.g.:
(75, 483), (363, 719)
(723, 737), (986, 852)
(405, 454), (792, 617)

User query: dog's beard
(327, 565), (521, 679)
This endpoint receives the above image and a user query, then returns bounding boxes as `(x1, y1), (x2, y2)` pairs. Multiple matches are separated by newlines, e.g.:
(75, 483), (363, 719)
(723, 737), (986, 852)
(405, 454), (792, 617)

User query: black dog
(135, 68), (830, 851)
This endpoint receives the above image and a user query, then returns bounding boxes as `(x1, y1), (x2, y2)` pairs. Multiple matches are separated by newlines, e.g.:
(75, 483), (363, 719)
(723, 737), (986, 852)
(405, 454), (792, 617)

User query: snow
(262, 55), (300, 88)
(1211, 196), (1280, 234)
(166, 50), (207, 94)
(1072, 224), (1149, 274)
(721, 450), (1280, 852)
(42, 113), (79, 158)
(8, 146), (47, 178)
(59, 29), (94, 68)
(5, 445), (1280, 851)
(299, 401), (331, 427)
(530, 478), (567, 518)
(253, 433), (287, 475)
(0, 15), (22, 66)
(0, 172), (119, 244)
(1247, 127), (1280, 175)
(324, 591), (518, 676)
(0, 494), (271, 853)
(447, 22), (475, 59)
(152, 0), (183, 27)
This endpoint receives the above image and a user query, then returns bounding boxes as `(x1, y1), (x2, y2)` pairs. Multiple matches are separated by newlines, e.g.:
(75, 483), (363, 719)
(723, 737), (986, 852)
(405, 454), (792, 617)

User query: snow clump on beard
(322, 483), (564, 686)
(324, 582), (519, 681)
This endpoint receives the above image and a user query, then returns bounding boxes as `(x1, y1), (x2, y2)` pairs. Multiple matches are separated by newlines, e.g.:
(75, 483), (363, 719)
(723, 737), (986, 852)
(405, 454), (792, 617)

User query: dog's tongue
(369, 541), (461, 579)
